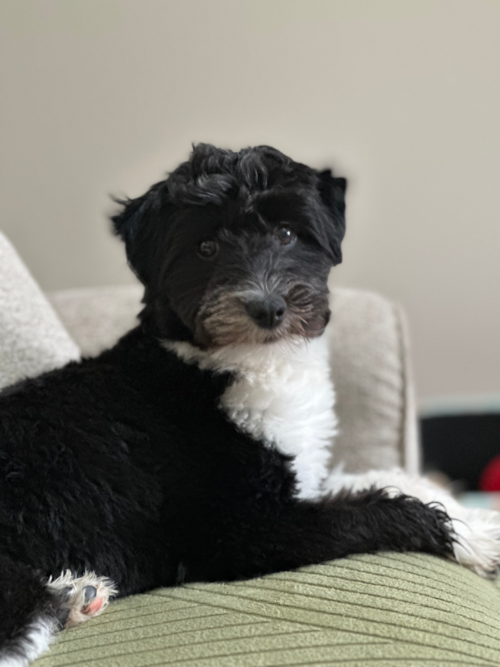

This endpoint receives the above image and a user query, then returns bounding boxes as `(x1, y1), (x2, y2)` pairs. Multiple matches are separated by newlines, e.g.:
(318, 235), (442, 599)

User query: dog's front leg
(179, 488), (455, 583)
(323, 468), (500, 576)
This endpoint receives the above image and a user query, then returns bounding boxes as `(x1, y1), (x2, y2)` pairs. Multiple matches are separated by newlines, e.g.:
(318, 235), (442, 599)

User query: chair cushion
(34, 553), (500, 667)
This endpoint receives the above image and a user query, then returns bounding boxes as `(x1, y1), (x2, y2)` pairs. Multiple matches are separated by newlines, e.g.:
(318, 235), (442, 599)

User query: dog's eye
(275, 227), (296, 246)
(197, 239), (219, 259)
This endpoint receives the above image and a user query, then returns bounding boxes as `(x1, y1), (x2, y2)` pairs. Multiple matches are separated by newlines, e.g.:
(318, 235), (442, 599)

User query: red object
(479, 455), (500, 491)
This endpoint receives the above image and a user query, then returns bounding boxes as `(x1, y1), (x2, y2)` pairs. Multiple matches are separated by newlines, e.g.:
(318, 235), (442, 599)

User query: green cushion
(34, 553), (500, 667)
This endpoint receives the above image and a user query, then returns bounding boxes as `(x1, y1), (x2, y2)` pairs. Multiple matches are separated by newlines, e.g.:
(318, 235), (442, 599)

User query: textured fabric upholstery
(326, 287), (419, 475)
(47, 284), (144, 359)
(34, 553), (500, 667)
(0, 233), (80, 390)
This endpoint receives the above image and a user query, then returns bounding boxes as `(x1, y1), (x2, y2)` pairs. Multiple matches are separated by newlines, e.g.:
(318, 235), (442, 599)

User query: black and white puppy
(0, 144), (497, 666)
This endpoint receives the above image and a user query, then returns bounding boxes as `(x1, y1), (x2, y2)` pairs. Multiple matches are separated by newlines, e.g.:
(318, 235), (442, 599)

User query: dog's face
(112, 144), (346, 348)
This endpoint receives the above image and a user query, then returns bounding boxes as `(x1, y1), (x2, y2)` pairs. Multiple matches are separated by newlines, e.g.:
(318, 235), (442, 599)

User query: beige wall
(1, 0), (499, 402)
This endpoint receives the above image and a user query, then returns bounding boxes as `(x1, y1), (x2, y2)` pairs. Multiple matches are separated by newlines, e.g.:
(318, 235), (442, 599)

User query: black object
(421, 413), (500, 490)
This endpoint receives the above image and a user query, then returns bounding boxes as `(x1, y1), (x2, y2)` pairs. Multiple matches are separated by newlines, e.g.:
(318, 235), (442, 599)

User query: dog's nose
(245, 296), (287, 329)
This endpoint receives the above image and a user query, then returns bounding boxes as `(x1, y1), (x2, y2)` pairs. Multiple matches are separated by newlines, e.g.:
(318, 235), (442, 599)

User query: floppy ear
(316, 169), (347, 265)
(111, 181), (174, 285)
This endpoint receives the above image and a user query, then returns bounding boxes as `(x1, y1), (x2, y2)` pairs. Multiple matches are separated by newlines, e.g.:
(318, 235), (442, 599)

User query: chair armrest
(326, 286), (419, 475)
(0, 233), (80, 390)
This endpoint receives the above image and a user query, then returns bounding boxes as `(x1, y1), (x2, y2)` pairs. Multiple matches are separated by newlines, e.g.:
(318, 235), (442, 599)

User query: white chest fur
(163, 335), (337, 500)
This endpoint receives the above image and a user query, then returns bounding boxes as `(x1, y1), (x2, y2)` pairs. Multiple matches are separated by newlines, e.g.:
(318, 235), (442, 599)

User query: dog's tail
(0, 556), (66, 667)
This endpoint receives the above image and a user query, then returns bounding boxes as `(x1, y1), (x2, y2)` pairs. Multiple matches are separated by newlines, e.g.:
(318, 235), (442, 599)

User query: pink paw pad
(82, 594), (104, 615)
(49, 571), (117, 629)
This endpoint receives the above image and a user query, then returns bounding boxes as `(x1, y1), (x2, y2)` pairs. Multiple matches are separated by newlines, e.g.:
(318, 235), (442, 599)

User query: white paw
(324, 468), (500, 578)
(450, 508), (500, 577)
(48, 570), (118, 628)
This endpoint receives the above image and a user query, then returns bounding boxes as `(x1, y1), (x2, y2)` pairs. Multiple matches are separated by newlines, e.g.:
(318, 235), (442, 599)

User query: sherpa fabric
(47, 284), (143, 359)
(326, 287), (418, 476)
(0, 232), (80, 391)
(48, 280), (417, 475)
(34, 552), (500, 667)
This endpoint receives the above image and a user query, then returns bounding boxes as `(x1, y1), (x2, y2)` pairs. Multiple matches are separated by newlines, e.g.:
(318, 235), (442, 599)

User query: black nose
(245, 296), (287, 329)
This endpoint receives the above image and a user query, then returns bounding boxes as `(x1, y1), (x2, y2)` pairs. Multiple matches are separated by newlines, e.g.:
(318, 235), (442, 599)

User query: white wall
(1, 0), (499, 402)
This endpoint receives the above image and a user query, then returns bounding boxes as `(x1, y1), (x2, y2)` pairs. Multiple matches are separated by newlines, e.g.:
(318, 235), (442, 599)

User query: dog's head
(112, 144), (346, 348)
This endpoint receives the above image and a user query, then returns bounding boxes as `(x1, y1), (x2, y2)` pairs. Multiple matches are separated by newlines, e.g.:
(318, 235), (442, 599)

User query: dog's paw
(48, 570), (118, 628)
(451, 508), (500, 577)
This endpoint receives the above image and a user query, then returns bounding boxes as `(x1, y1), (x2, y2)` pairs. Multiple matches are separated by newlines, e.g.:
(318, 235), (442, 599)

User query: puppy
(0, 144), (497, 666)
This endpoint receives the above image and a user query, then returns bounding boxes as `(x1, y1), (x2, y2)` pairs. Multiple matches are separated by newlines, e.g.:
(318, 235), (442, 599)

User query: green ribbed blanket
(35, 552), (500, 667)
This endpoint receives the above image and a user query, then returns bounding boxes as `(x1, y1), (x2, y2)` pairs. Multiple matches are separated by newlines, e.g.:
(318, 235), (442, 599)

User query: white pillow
(0, 232), (80, 390)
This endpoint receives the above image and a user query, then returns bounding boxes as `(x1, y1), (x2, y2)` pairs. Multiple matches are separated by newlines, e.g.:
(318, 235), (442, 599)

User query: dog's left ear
(316, 169), (347, 265)
(111, 181), (174, 285)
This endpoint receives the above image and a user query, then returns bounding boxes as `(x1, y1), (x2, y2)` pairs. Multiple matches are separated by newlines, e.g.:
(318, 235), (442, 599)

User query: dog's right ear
(111, 181), (174, 285)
